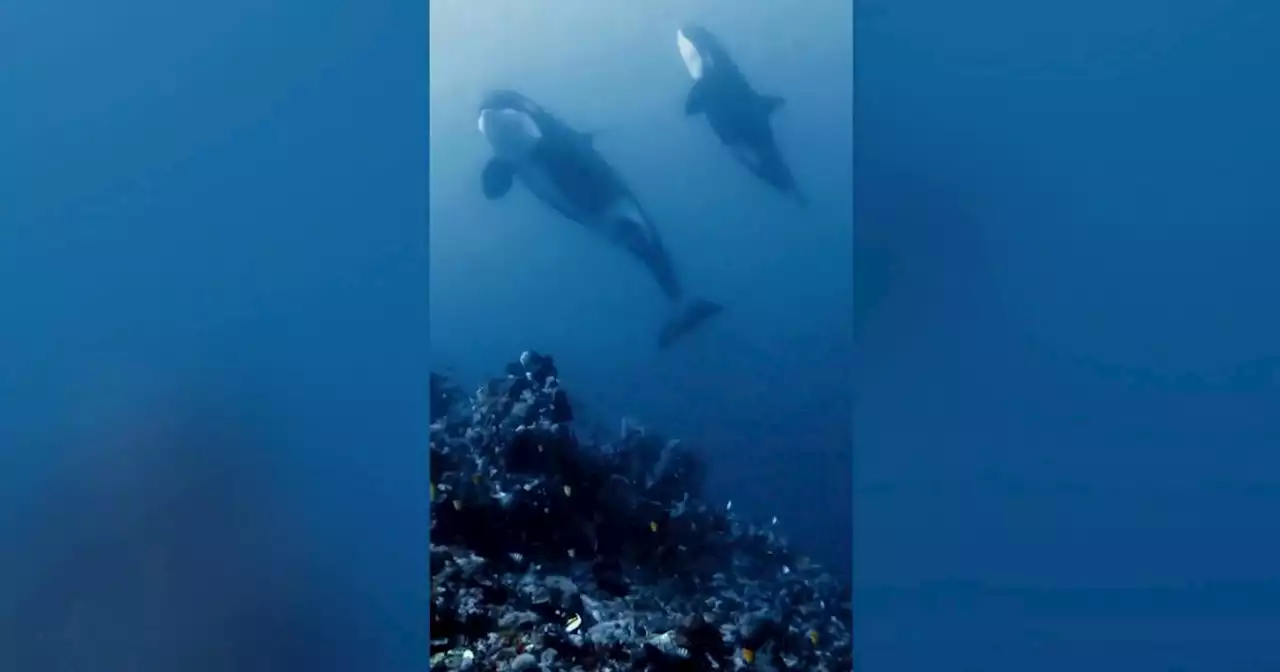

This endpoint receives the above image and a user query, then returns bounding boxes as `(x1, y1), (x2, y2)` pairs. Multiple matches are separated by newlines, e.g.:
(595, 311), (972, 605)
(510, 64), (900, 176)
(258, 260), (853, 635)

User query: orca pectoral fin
(658, 297), (725, 349)
(759, 94), (786, 115)
(684, 80), (708, 116)
(481, 158), (515, 200)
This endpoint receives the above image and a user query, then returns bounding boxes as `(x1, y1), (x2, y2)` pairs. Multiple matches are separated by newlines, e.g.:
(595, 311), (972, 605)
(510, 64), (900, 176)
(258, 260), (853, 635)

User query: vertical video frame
(429, 2), (854, 669)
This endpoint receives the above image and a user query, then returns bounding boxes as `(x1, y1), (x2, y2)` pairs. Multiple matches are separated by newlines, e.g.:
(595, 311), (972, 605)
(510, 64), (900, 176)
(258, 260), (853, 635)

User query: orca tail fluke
(658, 297), (725, 349)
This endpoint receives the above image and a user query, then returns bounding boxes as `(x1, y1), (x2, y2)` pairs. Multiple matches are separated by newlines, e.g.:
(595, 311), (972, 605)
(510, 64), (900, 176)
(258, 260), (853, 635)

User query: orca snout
(477, 108), (542, 161)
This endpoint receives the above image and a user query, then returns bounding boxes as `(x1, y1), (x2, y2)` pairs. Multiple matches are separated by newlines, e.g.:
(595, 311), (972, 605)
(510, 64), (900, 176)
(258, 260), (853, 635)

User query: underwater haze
(430, 1), (855, 575)
(856, 0), (1280, 669)
(0, 2), (429, 668)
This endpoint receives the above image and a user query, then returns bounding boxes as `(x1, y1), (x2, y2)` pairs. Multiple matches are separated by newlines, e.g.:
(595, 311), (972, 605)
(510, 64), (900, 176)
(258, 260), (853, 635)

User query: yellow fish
(649, 521), (658, 533)
(565, 613), (583, 632)
(429, 482), (436, 501)
(741, 648), (755, 663)
(808, 629), (819, 646)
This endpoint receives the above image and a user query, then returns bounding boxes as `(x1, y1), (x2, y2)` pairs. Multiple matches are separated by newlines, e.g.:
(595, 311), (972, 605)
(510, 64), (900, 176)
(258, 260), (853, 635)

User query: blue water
(4, 0), (1277, 668)
(430, 0), (855, 577)
(1, 2), (428, 668)
(856, 0), (1280, 668)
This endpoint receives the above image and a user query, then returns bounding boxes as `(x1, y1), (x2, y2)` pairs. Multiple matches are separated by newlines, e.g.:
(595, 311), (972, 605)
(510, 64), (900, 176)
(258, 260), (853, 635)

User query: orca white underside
(677, 29), (705, 80)
(478, 109), (542, 162)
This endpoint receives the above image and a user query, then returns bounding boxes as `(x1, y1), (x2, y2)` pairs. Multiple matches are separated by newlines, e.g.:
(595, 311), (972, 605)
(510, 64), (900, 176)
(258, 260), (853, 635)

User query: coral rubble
(430, 351), (851, 671)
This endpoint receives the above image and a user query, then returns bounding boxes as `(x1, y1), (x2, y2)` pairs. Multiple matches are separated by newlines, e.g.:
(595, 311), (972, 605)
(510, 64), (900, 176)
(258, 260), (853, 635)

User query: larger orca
(676, 23), (806, 206)
(476, 89), (724, 349)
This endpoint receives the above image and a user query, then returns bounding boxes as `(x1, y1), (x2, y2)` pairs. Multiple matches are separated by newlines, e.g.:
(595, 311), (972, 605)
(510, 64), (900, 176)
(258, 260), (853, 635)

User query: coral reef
(430, 351), (852, 671)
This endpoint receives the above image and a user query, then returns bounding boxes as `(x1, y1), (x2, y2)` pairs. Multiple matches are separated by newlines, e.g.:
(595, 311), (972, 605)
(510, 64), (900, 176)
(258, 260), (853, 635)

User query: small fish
(726, 500), (733, 511)
(452, 500), (463, 511)
(429, 482), (436, 501)
(565, 613), (583, 633)
(771, 515), (778, 525)
(567, 548), (576, 558)
(808, 629), (819, 646)
(649, 521), (659, 533)
(471, 474), (481, 485)
(741, 648), (755, 663)
(563, 485), (572, 497)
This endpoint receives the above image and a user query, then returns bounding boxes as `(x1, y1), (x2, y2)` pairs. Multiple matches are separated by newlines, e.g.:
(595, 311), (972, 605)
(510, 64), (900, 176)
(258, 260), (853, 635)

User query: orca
(676, 24), (807, 206)
(476, 89), (724, 349)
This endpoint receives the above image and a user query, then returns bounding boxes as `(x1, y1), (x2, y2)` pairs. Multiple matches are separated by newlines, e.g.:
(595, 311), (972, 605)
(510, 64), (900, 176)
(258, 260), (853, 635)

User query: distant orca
(476, 89), (724, 349)
(676, 24), (807, 206)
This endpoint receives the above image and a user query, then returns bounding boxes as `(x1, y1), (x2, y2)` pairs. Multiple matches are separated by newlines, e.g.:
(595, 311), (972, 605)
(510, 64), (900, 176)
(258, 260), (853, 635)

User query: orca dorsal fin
(684, 80), (708, 116)
(759, 94), (786, 115)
